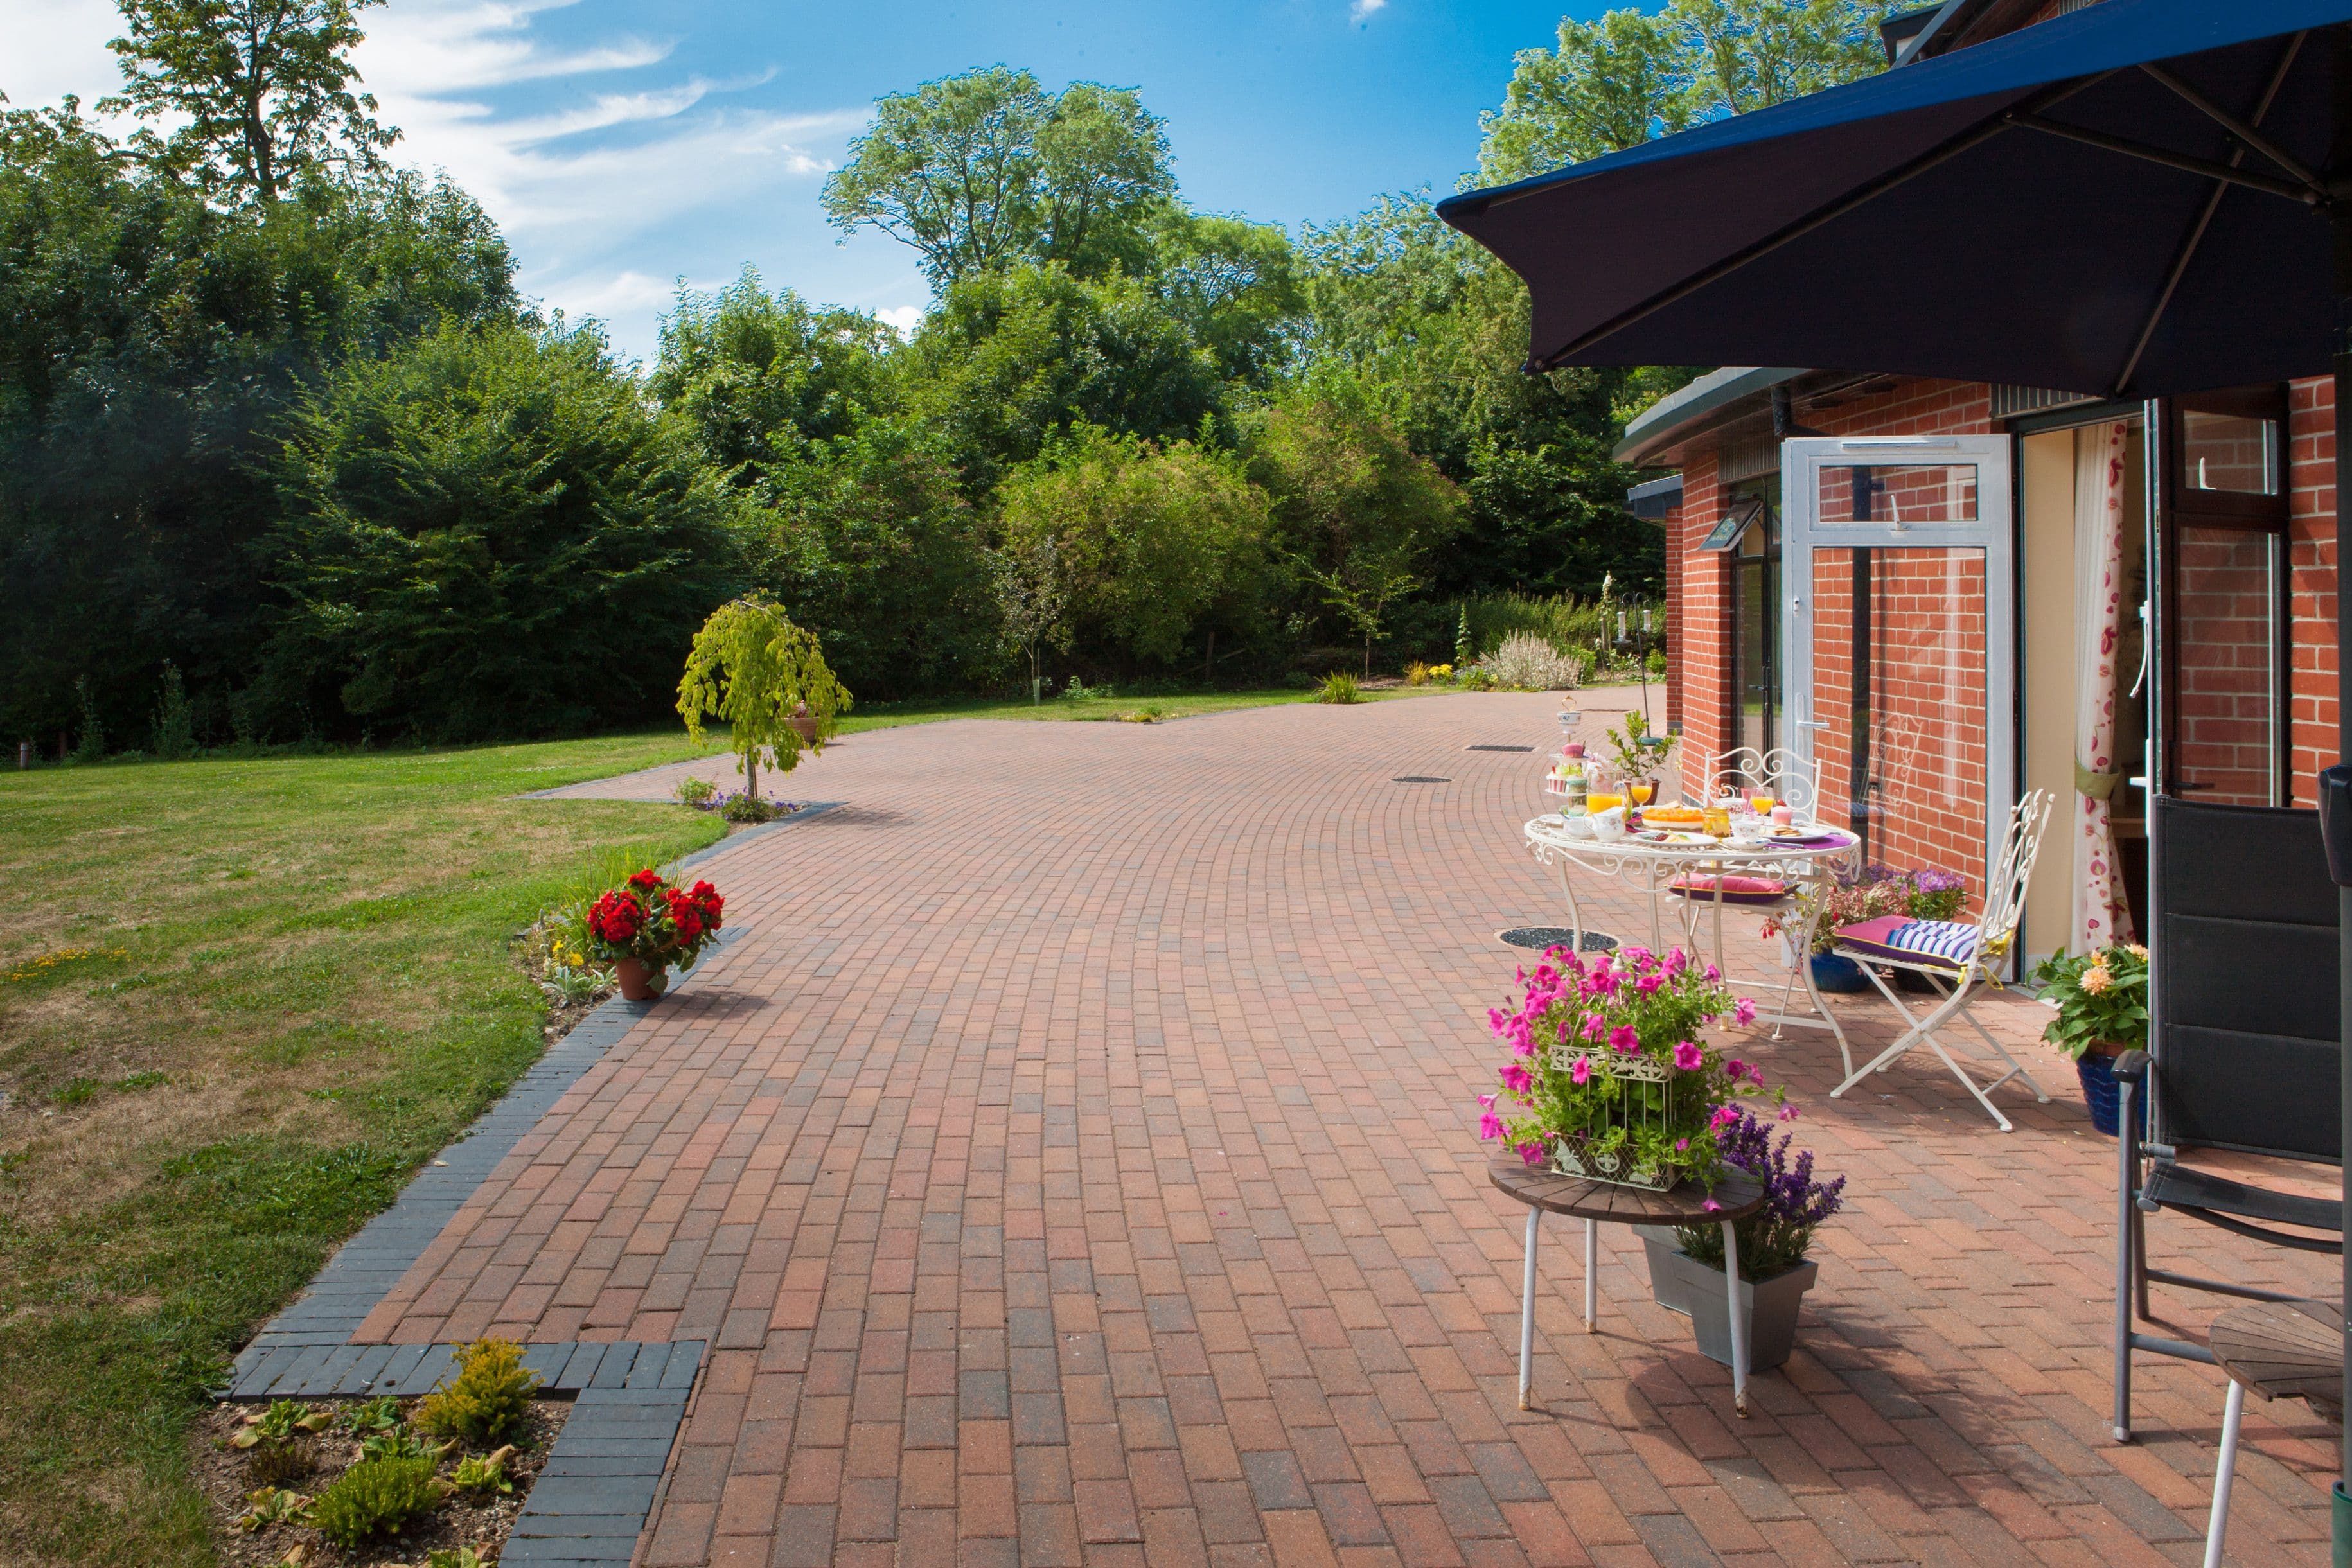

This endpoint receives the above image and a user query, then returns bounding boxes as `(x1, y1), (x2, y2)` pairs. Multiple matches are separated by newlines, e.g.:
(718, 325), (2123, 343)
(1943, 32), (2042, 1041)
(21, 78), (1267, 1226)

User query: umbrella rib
(2109, 35), (2306, 397)
(1541, 75), (2109, 369)
(2138, 58), (2322, 195)
(2007, 114), (2319, 206)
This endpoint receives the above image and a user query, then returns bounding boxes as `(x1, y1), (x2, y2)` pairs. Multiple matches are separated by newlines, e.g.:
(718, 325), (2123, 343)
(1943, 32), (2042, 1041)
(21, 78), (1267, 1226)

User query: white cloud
(1350, 0), (1388, 19)
(874, 304), (923, 339)
(1, 0), (121, 110)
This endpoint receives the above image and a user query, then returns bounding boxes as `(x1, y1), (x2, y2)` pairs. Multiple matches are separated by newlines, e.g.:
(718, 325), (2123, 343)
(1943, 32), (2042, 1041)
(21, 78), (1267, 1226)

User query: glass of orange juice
(1629, 782), (1655, 807)
(1749, 792), (1776, 815)
(1588, 791), (1624, 813)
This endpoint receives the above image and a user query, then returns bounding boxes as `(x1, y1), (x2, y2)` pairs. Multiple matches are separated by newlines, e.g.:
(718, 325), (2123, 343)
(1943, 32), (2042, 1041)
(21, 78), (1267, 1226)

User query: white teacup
(1591, 806), (1627, 841)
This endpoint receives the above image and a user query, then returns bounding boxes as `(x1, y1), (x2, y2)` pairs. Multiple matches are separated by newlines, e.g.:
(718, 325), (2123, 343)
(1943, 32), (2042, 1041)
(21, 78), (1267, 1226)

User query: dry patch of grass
(0, 732), (720, 1564)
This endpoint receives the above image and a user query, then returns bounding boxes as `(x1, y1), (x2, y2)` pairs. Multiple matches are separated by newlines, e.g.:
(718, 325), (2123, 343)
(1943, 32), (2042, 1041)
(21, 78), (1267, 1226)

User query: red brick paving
(384, 691), (2337, 1564)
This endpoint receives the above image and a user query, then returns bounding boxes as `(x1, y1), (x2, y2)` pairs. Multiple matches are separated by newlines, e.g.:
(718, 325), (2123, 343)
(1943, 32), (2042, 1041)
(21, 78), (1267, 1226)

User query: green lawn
(833, 682), (1425, 732)
(0, 733), (725, 1564)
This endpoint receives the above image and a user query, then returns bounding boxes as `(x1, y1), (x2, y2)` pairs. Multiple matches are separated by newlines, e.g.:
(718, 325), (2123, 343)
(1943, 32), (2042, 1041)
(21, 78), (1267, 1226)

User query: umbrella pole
(2334, 44), (2352, 1553)
(2337, 331), (2351, 1559)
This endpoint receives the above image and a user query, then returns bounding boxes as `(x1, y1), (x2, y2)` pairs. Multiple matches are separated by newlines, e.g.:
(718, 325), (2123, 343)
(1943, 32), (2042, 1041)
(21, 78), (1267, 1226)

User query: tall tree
(101, 0), (397, 202)
(1477, 0), (1889, 186)
(822, 66), (1172, 288)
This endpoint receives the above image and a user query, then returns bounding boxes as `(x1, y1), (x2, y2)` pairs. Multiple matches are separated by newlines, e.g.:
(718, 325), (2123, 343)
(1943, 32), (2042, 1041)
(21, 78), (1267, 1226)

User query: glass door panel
(2167, 525), (2283, 806)
(1783, 436), (2015, 926)
(1807, 547), (1992, 894)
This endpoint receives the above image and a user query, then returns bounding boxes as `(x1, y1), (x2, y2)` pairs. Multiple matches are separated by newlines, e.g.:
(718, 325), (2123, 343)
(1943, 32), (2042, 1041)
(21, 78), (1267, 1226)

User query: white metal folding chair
(1825, 789), (2056, 1131)
(1683, 746), (1828, 1035)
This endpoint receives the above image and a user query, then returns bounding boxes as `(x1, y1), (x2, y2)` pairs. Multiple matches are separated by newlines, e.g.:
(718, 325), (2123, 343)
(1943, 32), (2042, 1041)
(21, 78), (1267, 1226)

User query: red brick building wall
(2288, 373), (2339, 804)
(1672, 450), (1726, 789)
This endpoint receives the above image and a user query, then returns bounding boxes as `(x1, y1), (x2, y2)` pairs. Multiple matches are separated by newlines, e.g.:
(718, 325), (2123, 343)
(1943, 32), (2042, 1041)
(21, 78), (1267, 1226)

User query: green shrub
(1313, 672), (1362, 705)
(310, 1455), (443, 1548)
(151, 663), (198, 759)
(675, 776), (717, 807)
(1456, 593), (1610, 662)
(721, 793), (784, 824)
(448, 1445), (516, 1497)
(414, 1337), (540, 1443)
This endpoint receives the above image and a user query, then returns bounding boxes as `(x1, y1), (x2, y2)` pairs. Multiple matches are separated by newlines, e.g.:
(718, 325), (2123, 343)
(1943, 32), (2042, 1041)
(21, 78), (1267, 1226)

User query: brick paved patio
(378, 691), (2336, 1564)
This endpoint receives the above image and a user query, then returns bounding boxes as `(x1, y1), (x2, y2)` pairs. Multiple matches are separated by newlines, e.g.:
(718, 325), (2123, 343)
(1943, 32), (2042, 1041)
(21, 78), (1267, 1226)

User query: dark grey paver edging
(667, 799), (840, 870)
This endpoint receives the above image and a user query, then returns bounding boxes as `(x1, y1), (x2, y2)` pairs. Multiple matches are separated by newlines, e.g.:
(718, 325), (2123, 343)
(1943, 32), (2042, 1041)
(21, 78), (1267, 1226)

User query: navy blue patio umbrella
(1438, 0), (2352, 1536)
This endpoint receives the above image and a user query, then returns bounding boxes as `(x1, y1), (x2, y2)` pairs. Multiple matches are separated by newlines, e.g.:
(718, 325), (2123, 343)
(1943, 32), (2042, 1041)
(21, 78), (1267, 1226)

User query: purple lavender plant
(1674, 1109), (1846, 1278)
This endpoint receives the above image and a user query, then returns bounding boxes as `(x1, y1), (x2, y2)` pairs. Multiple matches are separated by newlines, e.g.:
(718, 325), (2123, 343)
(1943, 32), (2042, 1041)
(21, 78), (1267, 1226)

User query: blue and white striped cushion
(1836, 916), (1977, 964)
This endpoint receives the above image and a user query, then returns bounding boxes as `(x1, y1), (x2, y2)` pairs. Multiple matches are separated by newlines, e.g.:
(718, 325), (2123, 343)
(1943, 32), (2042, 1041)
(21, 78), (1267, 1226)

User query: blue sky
(10, 0), (1599, 362)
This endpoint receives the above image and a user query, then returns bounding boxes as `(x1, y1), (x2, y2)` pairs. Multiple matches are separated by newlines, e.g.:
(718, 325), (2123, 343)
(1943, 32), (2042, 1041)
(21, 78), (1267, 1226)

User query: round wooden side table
(2203, 1298), (2340, 1568)
(1490, 1158), (1767, 1414)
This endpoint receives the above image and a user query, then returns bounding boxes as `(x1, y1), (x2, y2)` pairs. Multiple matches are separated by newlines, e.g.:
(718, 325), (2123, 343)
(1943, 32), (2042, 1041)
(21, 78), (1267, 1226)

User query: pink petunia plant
(1478, 944), (1779, 1192)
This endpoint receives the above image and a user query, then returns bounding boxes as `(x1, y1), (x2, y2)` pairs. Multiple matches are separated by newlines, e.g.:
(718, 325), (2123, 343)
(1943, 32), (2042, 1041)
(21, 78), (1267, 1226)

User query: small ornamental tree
(678, 594), (852, 800)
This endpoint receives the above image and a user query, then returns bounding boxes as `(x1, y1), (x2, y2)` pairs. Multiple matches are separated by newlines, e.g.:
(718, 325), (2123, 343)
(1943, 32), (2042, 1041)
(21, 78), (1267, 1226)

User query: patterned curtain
(2071, 421), (2137, 954)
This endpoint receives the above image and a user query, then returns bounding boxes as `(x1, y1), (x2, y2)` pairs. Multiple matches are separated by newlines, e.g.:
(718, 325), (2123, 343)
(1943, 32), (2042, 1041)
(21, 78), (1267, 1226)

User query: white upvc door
(1781, 435), (2016, 894)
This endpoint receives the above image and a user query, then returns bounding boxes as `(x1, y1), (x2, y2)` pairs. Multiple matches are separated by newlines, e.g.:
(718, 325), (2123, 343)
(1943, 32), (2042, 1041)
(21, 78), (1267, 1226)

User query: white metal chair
(1682, 747), (1828, 1033)
(1825, 789), (2056, 1131)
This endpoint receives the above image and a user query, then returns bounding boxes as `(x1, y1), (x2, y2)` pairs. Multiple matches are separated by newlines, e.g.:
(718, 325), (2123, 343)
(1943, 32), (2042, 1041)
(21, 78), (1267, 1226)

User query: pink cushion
(1667, 874), (1788, 906)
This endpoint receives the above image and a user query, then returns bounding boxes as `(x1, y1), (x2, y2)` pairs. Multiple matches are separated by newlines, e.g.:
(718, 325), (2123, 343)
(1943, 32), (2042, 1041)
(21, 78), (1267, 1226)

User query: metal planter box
(1641, 1232), (1818, 1372)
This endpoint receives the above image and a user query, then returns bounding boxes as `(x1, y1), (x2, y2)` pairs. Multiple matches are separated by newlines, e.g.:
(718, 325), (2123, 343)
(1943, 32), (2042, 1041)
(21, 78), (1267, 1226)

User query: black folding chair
(2112, 797), (2340, 1442)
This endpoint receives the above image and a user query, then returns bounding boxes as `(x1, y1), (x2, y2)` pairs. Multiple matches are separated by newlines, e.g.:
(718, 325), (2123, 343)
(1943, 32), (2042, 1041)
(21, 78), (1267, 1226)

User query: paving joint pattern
(206, 694), (2345, 1564)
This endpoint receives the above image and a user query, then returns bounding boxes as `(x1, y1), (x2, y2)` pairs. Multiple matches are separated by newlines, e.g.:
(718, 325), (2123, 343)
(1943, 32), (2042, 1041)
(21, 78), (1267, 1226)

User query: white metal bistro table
(1489, 1158), (1767, 1414)
(1523, 815), (1863, 1037)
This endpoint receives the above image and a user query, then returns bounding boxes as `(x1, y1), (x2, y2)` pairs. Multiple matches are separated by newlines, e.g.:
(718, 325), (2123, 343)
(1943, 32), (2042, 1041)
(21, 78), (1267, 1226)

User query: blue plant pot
(1810, 952), (1868, 994)
(2074, 1049), (2148, 1137)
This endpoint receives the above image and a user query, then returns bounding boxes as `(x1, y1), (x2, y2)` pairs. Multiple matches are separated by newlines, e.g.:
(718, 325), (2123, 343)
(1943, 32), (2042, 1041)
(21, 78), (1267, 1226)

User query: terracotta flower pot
(614, 956), (668, 1001)
(788, 703), (820, 748)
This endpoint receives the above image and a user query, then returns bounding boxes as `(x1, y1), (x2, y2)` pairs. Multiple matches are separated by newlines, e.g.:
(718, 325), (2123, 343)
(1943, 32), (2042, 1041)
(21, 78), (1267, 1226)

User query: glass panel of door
(1808, 545), (1992, 896)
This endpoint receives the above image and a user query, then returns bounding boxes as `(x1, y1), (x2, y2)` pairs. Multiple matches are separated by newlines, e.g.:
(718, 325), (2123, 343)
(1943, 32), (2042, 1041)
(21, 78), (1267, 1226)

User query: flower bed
(197, 1342), (563, 1567)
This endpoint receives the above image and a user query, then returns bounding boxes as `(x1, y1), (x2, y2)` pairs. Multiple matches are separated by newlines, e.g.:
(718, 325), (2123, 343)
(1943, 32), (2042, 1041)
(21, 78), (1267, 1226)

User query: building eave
(1613, 367), (1808, 466)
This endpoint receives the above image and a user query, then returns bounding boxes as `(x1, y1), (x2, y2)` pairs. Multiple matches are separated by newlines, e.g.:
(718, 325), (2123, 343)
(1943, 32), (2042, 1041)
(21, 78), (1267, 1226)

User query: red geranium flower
(628, 868), (664, 892)
(589, 890), (643, 944)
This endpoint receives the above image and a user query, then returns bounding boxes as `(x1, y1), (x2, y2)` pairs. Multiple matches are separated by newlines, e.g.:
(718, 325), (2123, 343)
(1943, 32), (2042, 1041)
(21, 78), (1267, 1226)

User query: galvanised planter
(1642, 1232), (1818, 1371)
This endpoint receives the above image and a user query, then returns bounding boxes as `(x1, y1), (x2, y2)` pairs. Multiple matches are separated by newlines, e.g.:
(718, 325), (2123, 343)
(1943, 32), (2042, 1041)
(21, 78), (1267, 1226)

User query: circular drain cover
(1498, 926), (1618, 953)
(1393, 775), (1451, 784)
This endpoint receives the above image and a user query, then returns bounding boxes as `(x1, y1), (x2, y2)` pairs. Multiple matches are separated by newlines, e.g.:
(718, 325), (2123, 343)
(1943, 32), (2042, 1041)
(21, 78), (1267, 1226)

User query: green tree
(261, 321), (749, 739)
(1250, 382), (1463, 615)
(990, 533), (1070, 700)
(1146, 210), (1302, 387)
(822, 66), (1173, 288)
(1477, 9), (1685, 185)
(1297, 195), (1659, 601)
(101, 0), (399, 202)
(997, 427), (1267, 671)
(902, 262), (1220, 497)
(678, 593), (853, 801)
(0, 103), (518, 748)
(650, 267), (902, 480)
(759, 419), (1001, 700)
(1478, 0), (1891, 186)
